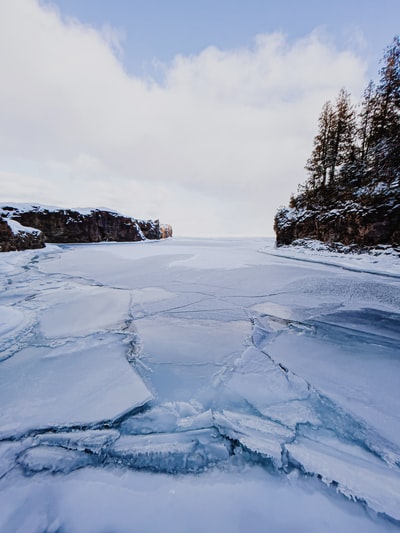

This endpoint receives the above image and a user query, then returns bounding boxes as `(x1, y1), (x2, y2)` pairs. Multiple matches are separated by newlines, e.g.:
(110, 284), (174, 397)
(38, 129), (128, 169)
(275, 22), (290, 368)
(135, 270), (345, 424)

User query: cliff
(274, 182), (400, 249)
(0, 217), (45, 252)
(0, 204), (172, 252)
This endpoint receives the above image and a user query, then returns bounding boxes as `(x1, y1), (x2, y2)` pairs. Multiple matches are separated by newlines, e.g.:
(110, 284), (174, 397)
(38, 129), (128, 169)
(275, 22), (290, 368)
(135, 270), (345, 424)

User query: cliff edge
(274, 183), (400, 248)
(0, 204), (172, 252)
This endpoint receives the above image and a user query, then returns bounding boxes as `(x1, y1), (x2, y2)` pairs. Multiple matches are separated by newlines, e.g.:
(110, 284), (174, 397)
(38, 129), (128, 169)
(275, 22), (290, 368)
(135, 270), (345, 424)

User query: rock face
(0, 217), (45, 252)
(275, 202), (400, 248)
(275, 184), (400, 249)
(160, 224), (173, 239)
(0, 205), (171, 252)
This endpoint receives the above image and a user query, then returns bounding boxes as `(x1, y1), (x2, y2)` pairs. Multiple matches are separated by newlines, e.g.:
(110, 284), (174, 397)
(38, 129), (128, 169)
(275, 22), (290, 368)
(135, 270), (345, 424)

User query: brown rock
(274, 202), (400, 248)
(0, 205), (172, 252)
(0, 218), (45, 252)
(160, 224), (173, 239)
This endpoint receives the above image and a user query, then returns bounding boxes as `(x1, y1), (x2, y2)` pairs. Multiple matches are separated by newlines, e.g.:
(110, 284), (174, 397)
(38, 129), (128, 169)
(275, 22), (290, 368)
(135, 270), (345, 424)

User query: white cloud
(100, 24), (126, 59)
(0, 0), (368, 236)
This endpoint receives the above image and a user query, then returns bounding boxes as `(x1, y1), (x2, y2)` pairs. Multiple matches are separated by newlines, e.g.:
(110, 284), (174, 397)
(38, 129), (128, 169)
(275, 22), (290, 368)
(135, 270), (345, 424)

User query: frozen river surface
(0, 237), (400, 532)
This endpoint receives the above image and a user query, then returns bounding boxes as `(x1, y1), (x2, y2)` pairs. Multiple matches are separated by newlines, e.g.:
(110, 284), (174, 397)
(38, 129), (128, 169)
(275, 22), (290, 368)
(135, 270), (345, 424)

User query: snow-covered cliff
(0, 204), (172, 252)
(274, 181), (400, 249)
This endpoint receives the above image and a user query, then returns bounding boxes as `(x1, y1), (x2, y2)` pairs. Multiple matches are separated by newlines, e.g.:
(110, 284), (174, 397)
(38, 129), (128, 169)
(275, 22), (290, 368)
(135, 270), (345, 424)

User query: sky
(1, 0), (399, 236)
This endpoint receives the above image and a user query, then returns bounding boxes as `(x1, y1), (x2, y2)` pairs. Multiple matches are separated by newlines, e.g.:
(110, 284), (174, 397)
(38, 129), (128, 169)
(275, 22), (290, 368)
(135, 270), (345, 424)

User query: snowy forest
(289, 36), (400, 211)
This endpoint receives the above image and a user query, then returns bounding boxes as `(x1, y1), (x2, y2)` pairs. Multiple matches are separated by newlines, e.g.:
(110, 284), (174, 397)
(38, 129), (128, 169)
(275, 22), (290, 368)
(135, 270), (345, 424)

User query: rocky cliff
(274, 184), (400, 249)
(0, 217), (45, 252)
(0, 204), (172, 252)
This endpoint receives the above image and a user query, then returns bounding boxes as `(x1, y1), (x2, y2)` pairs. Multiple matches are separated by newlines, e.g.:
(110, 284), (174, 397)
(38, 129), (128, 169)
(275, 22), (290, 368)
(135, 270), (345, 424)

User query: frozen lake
(0, 237), (399, 532)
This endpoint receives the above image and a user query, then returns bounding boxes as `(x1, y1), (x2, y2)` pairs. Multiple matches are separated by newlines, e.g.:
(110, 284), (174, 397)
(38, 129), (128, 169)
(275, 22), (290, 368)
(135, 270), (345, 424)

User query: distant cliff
(0, 204), (172, 252)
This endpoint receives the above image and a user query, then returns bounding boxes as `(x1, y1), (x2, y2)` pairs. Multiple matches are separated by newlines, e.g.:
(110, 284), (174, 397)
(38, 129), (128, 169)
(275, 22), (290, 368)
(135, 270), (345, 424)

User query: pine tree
(369, 36), (400, 185)
(305, 100), (334, 191)
(357, 81), (377, 176)
(329, 88), (356, 186)
(304, 89), (355, 199)
(288, 36), (400, 213)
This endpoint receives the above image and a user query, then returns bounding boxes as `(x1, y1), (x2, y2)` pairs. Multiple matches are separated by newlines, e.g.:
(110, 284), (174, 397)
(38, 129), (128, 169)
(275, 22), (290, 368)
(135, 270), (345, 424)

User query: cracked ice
(0, 237), (400, 532)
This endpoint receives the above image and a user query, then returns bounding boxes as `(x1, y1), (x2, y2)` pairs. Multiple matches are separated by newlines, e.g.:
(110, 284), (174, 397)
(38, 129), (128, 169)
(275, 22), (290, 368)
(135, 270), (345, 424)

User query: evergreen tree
(329, 88), (356, 186)
(305, 100), (334, 190)
(304, 89), (355, 197)
(357, 80), (377, 181)
(289, 35), (400, 212)
(369, 36), (400, 185)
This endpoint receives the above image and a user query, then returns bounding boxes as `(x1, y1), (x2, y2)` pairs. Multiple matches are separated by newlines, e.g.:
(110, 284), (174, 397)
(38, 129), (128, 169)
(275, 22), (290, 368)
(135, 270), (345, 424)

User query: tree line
(290, 36), (400, 209)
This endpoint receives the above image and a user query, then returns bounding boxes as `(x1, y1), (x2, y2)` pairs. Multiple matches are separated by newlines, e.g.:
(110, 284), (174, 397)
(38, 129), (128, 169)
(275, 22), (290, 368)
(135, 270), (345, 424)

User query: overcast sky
(1, 0), (399, 236)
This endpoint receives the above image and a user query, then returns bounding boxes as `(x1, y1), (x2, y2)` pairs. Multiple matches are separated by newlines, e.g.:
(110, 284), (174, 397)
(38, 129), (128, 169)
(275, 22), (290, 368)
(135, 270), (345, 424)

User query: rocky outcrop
(275, 189), (400, 249)
(160, 224), (173, 239)
(0, 218), (45, 252)
(0, 204), (171, 252)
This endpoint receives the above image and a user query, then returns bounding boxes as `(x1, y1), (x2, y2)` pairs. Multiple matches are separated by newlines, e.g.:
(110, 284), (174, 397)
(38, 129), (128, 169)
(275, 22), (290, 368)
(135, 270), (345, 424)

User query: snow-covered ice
(0, 237), (399, 532)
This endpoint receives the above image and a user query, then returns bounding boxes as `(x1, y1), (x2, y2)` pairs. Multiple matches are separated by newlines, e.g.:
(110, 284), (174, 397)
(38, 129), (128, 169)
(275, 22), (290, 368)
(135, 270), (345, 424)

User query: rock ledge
(0, 204), (172, 252)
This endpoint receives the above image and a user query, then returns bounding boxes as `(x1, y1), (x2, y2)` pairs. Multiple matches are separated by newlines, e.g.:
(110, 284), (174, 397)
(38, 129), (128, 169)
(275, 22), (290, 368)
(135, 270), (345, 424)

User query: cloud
(0, 0), (368, 236)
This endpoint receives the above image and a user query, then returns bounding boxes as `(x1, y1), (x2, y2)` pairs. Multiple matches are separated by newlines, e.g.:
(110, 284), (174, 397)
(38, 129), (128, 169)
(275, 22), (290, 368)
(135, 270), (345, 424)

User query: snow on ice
(0, 237), (399, 532)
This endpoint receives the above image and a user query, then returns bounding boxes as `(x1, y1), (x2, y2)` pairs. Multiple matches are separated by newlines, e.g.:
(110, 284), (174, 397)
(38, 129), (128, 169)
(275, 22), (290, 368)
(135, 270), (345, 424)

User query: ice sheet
(0, 338), (152, 439)
(1, 467), (396, 533)
(286, 432), (400, 520)
(1, 237), (399, 530)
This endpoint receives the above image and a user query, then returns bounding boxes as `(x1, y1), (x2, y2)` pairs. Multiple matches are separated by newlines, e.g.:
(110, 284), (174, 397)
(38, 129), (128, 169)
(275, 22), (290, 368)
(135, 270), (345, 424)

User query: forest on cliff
(275, 37), (400, 248)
